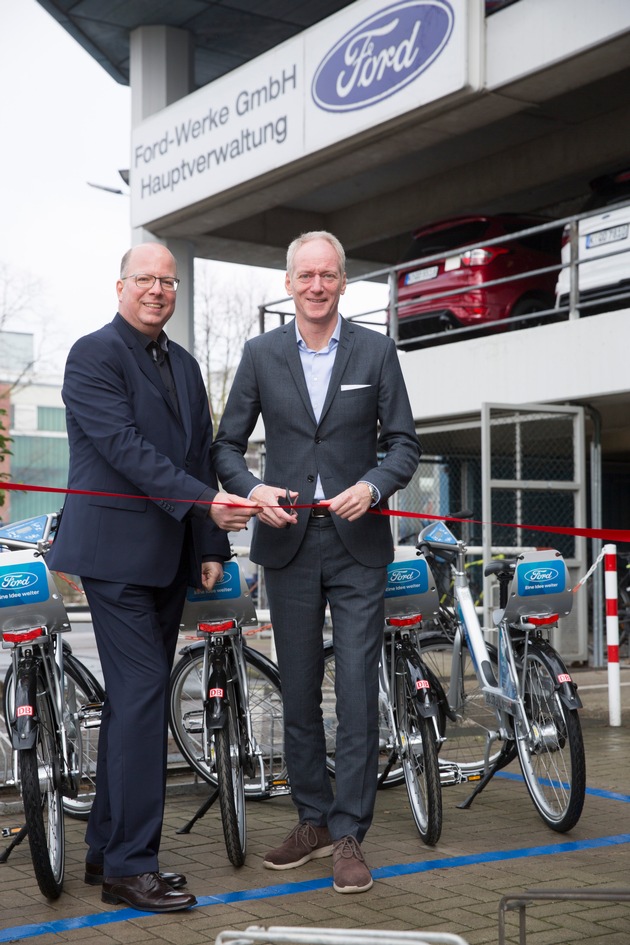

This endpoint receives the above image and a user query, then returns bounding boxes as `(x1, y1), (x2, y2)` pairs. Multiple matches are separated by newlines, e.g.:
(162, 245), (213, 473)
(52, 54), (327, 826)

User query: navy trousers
(82, 566), (188, 877)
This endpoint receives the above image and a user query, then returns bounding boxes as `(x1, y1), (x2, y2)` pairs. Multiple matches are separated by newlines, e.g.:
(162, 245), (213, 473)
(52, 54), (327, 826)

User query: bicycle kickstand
(456, 743), (517, 810)
(176, 788), (220, 835)
(0, 823), (28, 863)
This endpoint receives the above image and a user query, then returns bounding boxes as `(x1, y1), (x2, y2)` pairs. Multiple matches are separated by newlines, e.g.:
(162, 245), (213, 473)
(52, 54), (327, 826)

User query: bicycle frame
(198, 617), (274, 794)
(418, 521), (583, 796)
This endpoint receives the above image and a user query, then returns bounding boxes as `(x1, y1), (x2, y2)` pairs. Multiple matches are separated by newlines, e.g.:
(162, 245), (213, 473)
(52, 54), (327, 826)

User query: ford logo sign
(389, 567), (422, 584)
(312, 1), (454, 112)
(1, 571), (39, 590)
(523, 567), (560, 583)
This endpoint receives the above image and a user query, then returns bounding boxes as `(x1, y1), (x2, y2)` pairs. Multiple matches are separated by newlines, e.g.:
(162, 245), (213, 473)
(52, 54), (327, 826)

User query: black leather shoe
(101, 872), (197, 912)
(85, 861), (187, 888)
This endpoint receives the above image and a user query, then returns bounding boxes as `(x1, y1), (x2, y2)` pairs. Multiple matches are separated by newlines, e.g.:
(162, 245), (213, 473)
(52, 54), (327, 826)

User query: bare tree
(194, 261), (280, 422)
(0, 261), (57, 512)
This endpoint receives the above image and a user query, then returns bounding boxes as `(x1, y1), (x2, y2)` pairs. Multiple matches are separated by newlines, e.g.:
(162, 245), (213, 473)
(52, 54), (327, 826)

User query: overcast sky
(0, 1), (387, 378)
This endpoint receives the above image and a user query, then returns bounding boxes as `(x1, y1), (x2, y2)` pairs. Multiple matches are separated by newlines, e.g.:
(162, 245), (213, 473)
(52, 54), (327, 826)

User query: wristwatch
(364, 482), (379, 506)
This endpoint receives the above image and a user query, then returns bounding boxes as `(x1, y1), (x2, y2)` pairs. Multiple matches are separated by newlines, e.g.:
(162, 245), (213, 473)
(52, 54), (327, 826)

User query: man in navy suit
(47, 242), (259, 912)
(213, 231), (421, 893)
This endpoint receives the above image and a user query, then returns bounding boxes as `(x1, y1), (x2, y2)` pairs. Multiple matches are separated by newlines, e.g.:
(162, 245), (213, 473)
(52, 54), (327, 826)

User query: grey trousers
(264, 517), (387, 842)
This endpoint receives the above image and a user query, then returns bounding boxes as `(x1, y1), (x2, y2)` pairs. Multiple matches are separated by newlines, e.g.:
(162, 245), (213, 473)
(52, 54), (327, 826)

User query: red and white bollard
(604, 544), (621, 726)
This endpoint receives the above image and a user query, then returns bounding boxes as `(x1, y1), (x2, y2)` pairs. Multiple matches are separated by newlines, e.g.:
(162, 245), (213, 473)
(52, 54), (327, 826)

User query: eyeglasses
(122, 273), (180, 292)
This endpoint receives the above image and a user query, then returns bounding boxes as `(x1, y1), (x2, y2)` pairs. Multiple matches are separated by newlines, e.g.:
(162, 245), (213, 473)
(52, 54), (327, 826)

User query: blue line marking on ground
(495, 771), (630, 803)
(2, 834), (629, 943)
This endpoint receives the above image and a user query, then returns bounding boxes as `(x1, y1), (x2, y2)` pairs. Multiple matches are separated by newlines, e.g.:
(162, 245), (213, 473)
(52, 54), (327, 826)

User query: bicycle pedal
(1, 826), (24, 838)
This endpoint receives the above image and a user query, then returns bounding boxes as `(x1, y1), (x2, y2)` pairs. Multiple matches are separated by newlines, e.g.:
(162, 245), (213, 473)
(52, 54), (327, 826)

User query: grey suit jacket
(212, 318), (421, 568)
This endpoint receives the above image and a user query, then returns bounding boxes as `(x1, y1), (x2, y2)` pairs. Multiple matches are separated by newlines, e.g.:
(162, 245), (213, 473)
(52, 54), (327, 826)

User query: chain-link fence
(394, 407), (588, 661)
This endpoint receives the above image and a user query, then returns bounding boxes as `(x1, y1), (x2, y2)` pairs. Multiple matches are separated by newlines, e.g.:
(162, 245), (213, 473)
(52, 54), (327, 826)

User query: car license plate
(405, 265), (438, 286)
(586, 224), (629, 248)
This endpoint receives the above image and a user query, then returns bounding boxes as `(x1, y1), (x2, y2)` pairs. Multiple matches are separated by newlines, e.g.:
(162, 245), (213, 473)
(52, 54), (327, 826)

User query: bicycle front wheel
(19, 678), (65, 899)
(169, 643), (285, 797)
(515, 642), (585, 832)
(213, 678), (246, 867)
(419, 631), (508, 776)
(394, 654), (442, 845)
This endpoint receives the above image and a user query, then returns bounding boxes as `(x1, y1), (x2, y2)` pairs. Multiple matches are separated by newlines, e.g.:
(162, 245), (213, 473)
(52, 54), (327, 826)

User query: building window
(37, 406), (66, 432)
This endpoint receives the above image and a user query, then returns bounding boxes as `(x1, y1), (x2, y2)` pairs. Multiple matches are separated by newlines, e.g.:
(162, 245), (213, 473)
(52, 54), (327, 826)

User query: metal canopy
(34, 0), (356, 87)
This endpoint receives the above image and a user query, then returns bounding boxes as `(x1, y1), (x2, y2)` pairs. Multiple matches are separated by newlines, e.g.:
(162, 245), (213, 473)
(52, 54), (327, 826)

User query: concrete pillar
(129, 26), (196, 351)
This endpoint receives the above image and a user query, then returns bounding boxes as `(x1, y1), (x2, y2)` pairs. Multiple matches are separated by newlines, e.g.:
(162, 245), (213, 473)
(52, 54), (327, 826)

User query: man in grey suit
(212, 231), (421, 893)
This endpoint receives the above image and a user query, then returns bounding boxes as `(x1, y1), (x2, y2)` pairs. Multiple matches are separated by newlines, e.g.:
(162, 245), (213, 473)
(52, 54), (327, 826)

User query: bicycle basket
(500, 549), (573, 626)
(384, 549), (439, 620)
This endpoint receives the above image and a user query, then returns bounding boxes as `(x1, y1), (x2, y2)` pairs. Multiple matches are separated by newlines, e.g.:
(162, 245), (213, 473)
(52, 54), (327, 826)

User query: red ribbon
(2, 480), (629, 543)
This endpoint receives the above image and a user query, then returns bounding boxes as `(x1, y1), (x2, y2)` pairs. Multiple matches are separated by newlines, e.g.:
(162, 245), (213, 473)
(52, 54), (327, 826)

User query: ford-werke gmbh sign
(130, 0), (481, 229)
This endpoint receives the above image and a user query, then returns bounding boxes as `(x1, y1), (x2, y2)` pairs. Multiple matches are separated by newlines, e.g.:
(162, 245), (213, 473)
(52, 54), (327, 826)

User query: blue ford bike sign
(186, 560), (242, 602)
(312, 0), (454, 112)
(517, 562), (565, 597)
(385, 559), (431, 598)
(0, 560), (50, 608)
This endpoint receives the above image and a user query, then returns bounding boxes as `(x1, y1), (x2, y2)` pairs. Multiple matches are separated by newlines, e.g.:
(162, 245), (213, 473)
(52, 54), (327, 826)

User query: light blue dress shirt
(296, 316), (341, 500)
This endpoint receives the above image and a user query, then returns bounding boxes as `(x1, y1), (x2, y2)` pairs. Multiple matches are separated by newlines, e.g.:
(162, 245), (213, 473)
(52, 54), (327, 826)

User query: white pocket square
(340, 384), (371, 391)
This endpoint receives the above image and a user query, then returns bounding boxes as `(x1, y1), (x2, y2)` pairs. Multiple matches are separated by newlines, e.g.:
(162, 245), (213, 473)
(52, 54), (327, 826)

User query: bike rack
(498, 887), (630, 945)
(215, 928), (470, 945)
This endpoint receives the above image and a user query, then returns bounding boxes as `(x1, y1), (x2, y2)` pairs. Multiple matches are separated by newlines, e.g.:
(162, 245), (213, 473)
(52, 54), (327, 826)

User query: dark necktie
(149, 341), (180, 418)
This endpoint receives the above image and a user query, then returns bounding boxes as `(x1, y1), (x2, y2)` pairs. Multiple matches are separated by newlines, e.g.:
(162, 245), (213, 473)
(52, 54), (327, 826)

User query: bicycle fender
(530, 639), (583, 710)
(404, 654), (439, 718)
(11, 659), (39, 750)
(205, 663), (228, 729)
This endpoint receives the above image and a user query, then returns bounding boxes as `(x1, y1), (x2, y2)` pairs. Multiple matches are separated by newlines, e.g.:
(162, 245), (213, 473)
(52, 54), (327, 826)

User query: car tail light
(461, 247), (509, 266)
(560, 224), (571, 250)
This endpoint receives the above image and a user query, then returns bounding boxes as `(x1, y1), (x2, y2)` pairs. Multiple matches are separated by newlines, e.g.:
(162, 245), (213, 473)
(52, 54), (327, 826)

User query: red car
(394, 214), (561, 347)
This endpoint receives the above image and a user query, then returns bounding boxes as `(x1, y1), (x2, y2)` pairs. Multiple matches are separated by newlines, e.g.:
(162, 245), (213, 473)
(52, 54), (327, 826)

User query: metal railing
(498, 888), (630, 945)
(258, 205), (630, 347)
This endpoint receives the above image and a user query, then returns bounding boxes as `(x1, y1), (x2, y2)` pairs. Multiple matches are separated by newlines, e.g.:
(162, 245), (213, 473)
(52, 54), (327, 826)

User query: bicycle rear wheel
(169, 643), (285, 796)
(394, 653), (442, 845)
(515, 641), (585, 832)
(60, 654), (104, 820)
(419, 631), (508, 777)
(19, 677), (65, 899)
(213, 676), (246, 867)
(322, 640), (404, 787)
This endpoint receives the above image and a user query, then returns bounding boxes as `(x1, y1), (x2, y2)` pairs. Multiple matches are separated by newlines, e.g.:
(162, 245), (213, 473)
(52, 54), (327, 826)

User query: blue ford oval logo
(216, 571), (233, 588)
(1, 571), (39, 590)
(312, 1), (454, 112)
(389, 567), (422, 584)
(523, 567), (560, 583)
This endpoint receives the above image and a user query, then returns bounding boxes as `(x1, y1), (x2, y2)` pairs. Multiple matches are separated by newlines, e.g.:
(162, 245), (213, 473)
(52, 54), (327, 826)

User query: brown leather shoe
(263, 822), (333, 870)
(332, 836), (373, 893)
(101, 872), (197, 912)
(85, 861), (187, 888)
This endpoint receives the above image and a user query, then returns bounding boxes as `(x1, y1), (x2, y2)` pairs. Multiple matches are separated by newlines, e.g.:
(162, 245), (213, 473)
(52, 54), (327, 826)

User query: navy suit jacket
(212, 317), (421, 569)
(47, 314), (229, 586)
